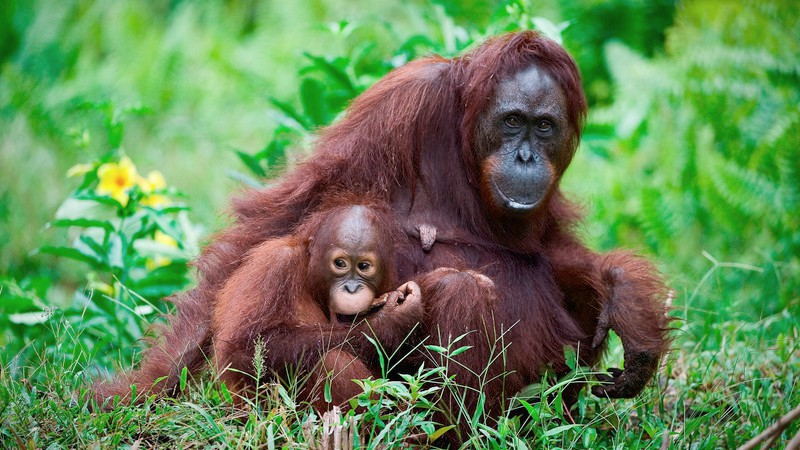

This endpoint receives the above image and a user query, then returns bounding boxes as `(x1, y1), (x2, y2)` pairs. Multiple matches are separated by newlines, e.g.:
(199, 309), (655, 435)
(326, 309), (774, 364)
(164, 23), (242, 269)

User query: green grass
(1, 0), (799, 447)
(1, 292), (797, 448)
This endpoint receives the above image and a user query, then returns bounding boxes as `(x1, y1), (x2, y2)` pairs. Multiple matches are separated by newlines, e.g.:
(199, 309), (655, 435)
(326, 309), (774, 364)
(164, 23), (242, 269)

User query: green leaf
(0, 289), (38, 315)
(450, 345), (472, 357)
(220, 382), (233, 404)
(148, 212), (184, 246)
(422, 366), (446, 378)
(38, 245), (103, 266)
(563, 345), (577, 370)
(582, 427), (597, 447)
(303, 53), (356, 95)
(129, 283), (185, 300)
(129, 265), (189, 297)
(348, 42), (377, 71)
(398, 35), (436, 59)
(365, 334), (386, 374)
(515, 398), (540, 421)
(54, 197), (115, 222)
(449, 332), (469, 345)
(52, 218), (115, 232)
(235, 150), (266, 178)
(133, 238), (189, 261)
(277, 385), (295, 408)
(300, 78), (328, 127)
(74, 192), (126, 208)
(260, 138), (289, 168)
(429, 425), (456, 443)
(74, 167), (100, 191)
(269, 98), (309, 130)
(470, 392), (485, 428)
(104, 235), (125, 270)
(267, 424), (275, 450)
(180, 366), (188, 391)
(8, 311), (49, 326)
(107, 119), (124, 149)
(247, 138), (290, 180)
(425, 345), (448, 354)
(156, 204), (191, 214)
(542, 423), (579, 437)
(182, 401), (224, 437)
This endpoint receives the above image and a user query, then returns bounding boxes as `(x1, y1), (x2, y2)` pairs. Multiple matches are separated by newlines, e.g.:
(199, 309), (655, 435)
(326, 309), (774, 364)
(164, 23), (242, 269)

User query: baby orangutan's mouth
(335, 313), (360, 324)
(334, 302), (385, 324)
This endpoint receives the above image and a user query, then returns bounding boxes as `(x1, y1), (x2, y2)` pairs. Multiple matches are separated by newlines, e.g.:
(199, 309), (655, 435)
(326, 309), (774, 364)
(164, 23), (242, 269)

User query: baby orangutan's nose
(344, 281), (362, 294)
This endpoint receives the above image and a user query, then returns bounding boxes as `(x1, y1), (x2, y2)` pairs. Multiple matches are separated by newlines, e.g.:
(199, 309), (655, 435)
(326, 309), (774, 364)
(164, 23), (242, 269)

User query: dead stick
(738, 404), (800, 450)
(660, 428), (670, 450)
(763, 432), (780, 450)
(303, 417), (318, 450)
(785, 428), (800, 450)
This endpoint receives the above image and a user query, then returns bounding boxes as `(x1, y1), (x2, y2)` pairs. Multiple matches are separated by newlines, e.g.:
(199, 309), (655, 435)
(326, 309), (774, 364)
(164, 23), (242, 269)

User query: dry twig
(738, 404), (800, 450)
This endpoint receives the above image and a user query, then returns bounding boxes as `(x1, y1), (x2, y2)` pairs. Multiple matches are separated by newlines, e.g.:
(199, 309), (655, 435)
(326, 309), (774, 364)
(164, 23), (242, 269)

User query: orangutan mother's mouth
(492, 180), (540, 212)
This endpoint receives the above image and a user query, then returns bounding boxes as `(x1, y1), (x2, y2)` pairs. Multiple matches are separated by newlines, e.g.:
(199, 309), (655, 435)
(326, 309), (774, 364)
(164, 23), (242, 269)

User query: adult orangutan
(93, 31), (670, 441)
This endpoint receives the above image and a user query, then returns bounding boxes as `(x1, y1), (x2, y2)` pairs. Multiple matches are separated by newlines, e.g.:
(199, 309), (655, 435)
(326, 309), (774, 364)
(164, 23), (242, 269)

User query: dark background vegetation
(1, 0), (797, 447)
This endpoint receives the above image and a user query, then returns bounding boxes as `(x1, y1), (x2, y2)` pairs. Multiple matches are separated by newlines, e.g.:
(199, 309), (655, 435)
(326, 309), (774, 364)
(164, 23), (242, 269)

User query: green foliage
(0, 276), (52, 351)
(566, 0), (799, 319)
(230, 14), (480, 186)
(3, 314), (797, 448)
(2, 103), (200, 369)
(560, 0), (678, 106)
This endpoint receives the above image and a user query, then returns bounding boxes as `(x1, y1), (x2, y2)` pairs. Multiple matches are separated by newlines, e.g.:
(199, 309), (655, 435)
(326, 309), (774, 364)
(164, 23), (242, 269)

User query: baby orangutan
(212, 201), (423, 410)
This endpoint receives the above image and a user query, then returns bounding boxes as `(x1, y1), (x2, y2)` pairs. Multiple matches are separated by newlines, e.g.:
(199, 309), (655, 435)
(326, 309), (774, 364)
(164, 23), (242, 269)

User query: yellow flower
(138, 170), (167, 193)
(97, 157), (138, 206)
(141, 194), (170, 208)
(146, 230), (179, 270)
(154, 230), (178, 247)
(66, 163), (94, 178)
(139, 170), (170, 208)
(86, 272), (115, 297)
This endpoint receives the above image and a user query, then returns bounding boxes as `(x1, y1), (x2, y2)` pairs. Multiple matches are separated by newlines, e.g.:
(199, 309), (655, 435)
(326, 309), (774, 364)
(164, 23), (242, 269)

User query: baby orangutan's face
(323, 206), (385, 323)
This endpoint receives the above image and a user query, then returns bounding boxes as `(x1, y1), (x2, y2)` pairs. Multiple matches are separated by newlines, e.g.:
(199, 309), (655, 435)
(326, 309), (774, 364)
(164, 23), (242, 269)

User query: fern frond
(701, 143), (781, 222)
